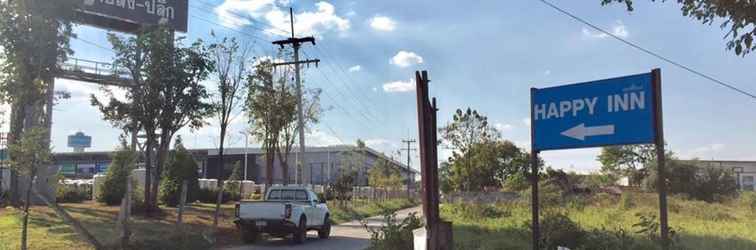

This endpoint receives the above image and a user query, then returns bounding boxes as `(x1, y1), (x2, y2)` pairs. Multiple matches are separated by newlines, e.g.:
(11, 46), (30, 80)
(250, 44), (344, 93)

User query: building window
(743, 176), (755, 191)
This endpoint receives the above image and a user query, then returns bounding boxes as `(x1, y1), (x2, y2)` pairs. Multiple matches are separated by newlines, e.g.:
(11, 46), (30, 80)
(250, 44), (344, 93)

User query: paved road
(222, 206), (423, 250)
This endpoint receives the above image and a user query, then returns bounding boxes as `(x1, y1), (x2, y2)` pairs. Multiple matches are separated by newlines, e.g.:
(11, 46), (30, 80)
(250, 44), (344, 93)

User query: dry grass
(0, 201), (242, 250)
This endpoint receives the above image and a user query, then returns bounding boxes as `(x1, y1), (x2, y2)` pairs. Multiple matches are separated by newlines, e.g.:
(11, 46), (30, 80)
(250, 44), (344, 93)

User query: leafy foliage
(246, 58), (295, 185)
(368, 158), (403, 194)
(537, 212), (585, 250)
(7, 128), (51, 178)
(159, 138), (201, 207)
(93, 26), (214, 210)
(601, 0), (756, 56)
(57, 182), (91, 203)
(598, 145), (658, 185)
(97, 146), (137, 206)
(644, 160), (737, 202)
(364, 211), (423, 250)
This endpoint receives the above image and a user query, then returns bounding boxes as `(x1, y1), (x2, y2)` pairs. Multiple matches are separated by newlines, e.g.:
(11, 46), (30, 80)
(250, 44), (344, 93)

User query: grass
(0, 206), (93, 250)
(0, 202), (241, 250)
(441, 191), (756, 250)
(328, 198), (419, 224)
(0, 198), (419, 249)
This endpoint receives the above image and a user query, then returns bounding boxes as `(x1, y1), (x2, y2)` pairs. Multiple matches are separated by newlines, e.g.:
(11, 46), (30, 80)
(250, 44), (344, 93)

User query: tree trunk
(278, 150), (289, 186)
(143, 137), (155, 213)
(20, 173), (34, 250)
(8, 103), (23, 206)
(152, 134), (170, 211)
(213, 124), (227, 231)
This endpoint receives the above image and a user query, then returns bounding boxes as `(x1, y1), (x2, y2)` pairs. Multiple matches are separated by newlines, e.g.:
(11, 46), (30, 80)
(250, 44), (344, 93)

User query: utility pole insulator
(270, 7), (320, 185)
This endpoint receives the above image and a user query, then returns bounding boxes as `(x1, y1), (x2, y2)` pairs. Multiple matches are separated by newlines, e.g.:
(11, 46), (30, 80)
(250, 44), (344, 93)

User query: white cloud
(369, 15), (396, 31)
(522, 117), (531, 127)
(382, 79), (415, 93)
(214, 1), (350, 38)
(494, 123), (513, 132)
(265, 2), (350, 38)
(692, 143), (725, 153)
(214, 0), (275, 28)
(56, 79), (128, 103)
(365, 138), (399, 154)
(348, 65), (361, 72)
(544, 70), (551, 76)
(582, 20), (629, 39)
(306, 129), (343, 146)
(390, 51), (423, 68)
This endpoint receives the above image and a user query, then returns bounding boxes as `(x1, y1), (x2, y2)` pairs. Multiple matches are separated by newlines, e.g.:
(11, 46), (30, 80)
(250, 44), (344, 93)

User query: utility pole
(272, 8), (320, 185)
(401, 139), (417, 198)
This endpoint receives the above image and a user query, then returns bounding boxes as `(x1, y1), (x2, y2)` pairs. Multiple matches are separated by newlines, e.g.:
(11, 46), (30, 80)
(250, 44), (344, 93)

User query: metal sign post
(529, 69), (667, 249)
(651, 69), (669, 248)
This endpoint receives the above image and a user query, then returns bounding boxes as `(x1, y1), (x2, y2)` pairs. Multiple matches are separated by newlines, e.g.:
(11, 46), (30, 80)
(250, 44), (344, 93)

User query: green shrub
(56, 184), (90, 203)
(740, 191), (756, 213)
(365, 211), (423, 250)
(618, 192), (635, 210)
(195, 187), (239, 204)
(502, 171), (530, 191)
(443, 203), (509, 220)
(97, 147), (136, 205)
(538, 212), (584, 250)
(159, 141), (201, 207)
(578, 227), (649, 250)
(644, 160), (737, 202)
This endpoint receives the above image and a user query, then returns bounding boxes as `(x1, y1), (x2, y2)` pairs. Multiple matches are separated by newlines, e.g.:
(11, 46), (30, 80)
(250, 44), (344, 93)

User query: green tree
(368, 158), (403, 199)
(0, 0), (78, 206)
(8, 128), (52, 250)
(597, 145), (657, 185)
(208, 35), (250, 231)
(159, 137), (200, 207)
(601, 0), (756, 56)
(247, 58), (296, 187)
(445, 140), (528, 191)
(97, 144), (137, 206)
(93, 26), (214, 212)
(440, 108), (529, 191)
(224, 161), (243, 200)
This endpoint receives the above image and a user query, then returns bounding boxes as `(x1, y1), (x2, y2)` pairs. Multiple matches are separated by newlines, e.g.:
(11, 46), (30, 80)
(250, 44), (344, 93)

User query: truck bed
(238, 200), (308, 220)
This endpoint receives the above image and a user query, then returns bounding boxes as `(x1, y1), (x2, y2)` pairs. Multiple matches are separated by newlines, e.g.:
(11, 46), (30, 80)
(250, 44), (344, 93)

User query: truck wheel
(292, 216), (307, 244)
(241, 225), (258, 243)
(318, 215), (331, 239)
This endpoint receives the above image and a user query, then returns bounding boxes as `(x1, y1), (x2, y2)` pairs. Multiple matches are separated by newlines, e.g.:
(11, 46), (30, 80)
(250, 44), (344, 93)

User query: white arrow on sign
(561, 123), (615, 141)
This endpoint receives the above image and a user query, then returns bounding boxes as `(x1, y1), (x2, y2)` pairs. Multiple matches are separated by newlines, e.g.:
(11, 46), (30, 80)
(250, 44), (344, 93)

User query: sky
(47, 0), (756, 174)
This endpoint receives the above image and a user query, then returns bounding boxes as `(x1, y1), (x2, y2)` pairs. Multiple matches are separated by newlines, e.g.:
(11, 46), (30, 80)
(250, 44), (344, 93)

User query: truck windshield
(267, 190), (308, 201)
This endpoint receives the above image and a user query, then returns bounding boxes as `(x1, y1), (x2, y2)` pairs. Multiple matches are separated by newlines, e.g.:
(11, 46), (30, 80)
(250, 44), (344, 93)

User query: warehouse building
(688, 160), (756, 192)
(50, 145), (418, 187)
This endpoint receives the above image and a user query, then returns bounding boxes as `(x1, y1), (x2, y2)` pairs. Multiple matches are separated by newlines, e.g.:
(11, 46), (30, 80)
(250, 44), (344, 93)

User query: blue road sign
(532, 72), (656, 151)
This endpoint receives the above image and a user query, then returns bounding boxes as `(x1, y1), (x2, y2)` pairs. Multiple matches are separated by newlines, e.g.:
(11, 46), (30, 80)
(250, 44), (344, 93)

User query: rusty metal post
(652, 68), (669, 249)
(415, 70), (451, 250)
(529, 88), (540, 250)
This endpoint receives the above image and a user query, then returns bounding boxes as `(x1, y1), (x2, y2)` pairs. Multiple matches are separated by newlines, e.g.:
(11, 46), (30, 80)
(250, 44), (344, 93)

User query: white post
(326, 146), (331, 184)
(241, 131), (248, 181)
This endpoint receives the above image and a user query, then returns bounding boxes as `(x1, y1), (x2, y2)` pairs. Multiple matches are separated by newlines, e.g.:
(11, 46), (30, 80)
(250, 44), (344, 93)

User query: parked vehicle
(234, 186), (331, 244)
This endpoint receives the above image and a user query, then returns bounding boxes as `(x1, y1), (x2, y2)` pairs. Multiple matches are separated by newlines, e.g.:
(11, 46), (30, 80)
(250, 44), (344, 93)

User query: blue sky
(50, 0), (756, 173)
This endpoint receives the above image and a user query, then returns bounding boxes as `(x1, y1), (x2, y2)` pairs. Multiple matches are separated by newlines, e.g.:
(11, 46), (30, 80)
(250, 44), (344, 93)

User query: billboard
(531, 72), (656, 151)
(67, 132), (92, 149)
(76, 0), (188, 33)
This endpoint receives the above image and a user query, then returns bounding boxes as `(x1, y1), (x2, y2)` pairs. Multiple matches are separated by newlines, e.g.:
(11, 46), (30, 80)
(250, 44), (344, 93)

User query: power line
(537, 0), (756, 101)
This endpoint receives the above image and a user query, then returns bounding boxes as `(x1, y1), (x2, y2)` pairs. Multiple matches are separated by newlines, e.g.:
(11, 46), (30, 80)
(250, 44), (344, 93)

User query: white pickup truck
(234, 186), (331, 244)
